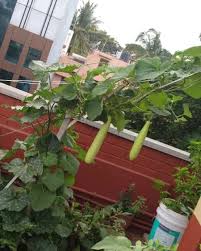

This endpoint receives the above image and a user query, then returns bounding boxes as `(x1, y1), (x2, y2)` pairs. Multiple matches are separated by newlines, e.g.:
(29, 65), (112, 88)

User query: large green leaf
(182, 73), (201, 99)
(183, 46), (201, 57)
(51, 197), (66, 217)
(135, 57), (170, 81)
(92, 236), (132, 251)
(60, 152), (80, 175)
(55, 83), (77, 100)
(37, 133), (61, 153)
(41, 169), (64, 192)
(148, 91), (168, 108)
(111, 111), (127, 132)
(30, 184), (56, 211)
(55, 219), (73, 238)
(85, 98), (103, 120)
(92, 81), (113, 97)
(42, 152), (58, 167)
(0, 188), (28, 212)
(111, 64), (135, 80)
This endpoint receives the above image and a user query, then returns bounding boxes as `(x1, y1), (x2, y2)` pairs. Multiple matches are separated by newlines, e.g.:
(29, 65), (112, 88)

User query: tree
(123, 44), (147, 62)
(136, 28), (163, 57)
(69, 1), (100, 55)
(89, 29), (122, 55)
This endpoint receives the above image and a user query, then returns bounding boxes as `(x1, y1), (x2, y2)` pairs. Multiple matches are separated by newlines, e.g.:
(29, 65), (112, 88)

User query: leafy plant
(92, 236), (178, 251)
(153, 140), (201, 216)
(114, 184), (146, 216)
(0, 45), (200, 250)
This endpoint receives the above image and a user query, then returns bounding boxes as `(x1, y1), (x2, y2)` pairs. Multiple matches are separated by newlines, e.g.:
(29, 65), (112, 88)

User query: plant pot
(118, 213), (134, 230)
(149, 202), (189, 247)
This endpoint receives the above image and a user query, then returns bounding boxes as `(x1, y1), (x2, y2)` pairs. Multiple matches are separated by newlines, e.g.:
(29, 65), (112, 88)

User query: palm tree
(69, 1), (100, 56)
(136, 28), (162, 57)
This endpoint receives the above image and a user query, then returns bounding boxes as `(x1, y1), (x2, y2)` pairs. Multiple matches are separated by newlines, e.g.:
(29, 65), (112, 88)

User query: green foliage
(92, 236), (178, 251)
(154, 140), (201, 216)
(0, 44), (201, 251)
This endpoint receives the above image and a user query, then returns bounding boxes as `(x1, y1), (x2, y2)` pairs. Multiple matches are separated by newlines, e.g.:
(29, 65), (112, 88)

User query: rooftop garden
(0, 45), (201, 251)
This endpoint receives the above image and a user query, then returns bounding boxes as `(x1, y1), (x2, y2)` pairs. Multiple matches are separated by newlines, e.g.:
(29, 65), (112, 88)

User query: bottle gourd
(85, 116), (111, 164)
(129, 121), (151, 160)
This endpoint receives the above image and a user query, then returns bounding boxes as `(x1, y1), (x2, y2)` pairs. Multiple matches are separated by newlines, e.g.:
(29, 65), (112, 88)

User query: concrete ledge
(0, 82), (190, 161)
(0, 82), (31, 101)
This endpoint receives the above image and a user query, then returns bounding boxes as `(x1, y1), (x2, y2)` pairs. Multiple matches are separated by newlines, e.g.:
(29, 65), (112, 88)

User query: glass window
(0, 0), (17, 45)
(5, 40), (23, 64)
(16, 76), (31, 92)
(24, 47), (42, 68)
(0, 69), (13, 85)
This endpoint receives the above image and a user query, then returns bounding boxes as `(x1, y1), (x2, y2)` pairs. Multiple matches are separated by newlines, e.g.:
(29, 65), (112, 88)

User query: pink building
(52, 50), (128, 86)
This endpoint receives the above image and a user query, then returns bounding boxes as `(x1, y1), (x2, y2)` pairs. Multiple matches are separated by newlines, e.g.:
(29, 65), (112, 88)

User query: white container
(149, 202), (189, 247)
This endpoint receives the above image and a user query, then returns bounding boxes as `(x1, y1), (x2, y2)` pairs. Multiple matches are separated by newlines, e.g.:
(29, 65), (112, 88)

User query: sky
(82, 0), (201, 53)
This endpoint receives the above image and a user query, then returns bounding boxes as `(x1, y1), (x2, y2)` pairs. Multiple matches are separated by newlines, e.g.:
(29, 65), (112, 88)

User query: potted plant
(150, 140), (201, 248)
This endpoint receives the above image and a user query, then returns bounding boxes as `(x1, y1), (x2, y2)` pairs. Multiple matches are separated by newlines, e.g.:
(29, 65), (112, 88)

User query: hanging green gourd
(129, 121), (151, 161)
(85, 116), (112, 164)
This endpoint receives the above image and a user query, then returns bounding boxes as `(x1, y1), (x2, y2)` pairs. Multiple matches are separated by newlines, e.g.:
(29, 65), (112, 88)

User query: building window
(16, 76), (31, 93)
(0, 0), (17, 45)
(5, 40), (23, 64)
(0, 69), (13, 85)
(24, 48), (42, 68)
(99, 58), (109, 67)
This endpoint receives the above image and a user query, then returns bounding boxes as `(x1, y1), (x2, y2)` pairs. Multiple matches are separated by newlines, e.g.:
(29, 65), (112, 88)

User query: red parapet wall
(0, 93), (188, 232)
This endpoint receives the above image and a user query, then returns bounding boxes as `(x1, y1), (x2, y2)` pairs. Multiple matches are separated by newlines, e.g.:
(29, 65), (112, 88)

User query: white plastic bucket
(149, 202), (189, 247)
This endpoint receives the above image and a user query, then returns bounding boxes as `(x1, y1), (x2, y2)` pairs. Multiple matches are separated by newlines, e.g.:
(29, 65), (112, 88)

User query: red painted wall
(0, 93), (187, 232)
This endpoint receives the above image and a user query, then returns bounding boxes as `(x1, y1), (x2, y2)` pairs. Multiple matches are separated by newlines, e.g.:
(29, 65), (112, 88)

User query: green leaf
(183, 104), (192, 118)
(135, 57), (170, 81)
(60, 152), (80, 175)
(56, 83), (77, 100)
(27, 236), (57, 251)
(85, 98), (103, 120)
(42, 152), (58, 167)
(30, 184), (56, 211)
(183, 74), (201, 99)
(51, 197), (66, 217)
(64, 175), (75, 187)
(148, 91), (168, 108)
(183, 46), (201, 57)
(92, 236), (132, 251)
(112, 111), (127, 132)
(111, 64), (135, 80)
(37, 133), (61, 153)
(0, 188), (28, 212)
(92, 81), (113, 97)
(27, 156), (43, 176)
(41, 169), (64, 192)
(55, 221), (73, 238)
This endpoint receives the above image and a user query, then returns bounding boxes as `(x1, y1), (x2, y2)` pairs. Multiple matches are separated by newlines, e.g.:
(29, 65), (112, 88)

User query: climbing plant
(0, 45), (201, 250)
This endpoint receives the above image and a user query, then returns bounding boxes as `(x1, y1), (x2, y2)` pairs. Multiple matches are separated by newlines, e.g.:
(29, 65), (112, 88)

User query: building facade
(0, 0), (79, 92)
(52, 50), (129, 87)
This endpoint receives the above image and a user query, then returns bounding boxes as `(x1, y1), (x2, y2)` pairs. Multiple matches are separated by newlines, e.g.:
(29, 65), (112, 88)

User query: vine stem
(132, 72), (197, 105)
